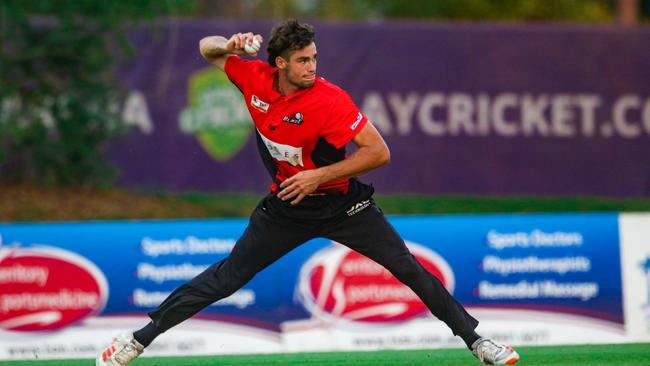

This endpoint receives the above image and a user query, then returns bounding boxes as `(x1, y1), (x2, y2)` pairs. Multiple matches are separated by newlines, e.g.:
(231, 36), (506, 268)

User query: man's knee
(188, 259), (252, 297)
(386, 254), (423, 281)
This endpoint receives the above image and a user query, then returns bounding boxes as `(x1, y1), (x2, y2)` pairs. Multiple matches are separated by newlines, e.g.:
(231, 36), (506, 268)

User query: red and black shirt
(225, 56), (368, 195)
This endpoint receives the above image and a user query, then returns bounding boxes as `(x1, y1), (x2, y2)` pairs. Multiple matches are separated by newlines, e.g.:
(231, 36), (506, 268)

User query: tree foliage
(376, 0), (614, 21)
(190, 0), (619, 22)
(0, 1), (192, 186)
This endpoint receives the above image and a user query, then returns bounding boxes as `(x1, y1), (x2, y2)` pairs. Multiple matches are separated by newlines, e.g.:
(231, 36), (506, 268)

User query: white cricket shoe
(96, 334), (144, 366)
(471, 338), (519, 365)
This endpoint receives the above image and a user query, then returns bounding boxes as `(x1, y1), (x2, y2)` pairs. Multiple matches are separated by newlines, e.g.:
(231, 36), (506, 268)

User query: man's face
(279, 42), (317, 89)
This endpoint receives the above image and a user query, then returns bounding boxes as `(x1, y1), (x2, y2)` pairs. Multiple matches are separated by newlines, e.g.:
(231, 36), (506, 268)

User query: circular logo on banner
(298, 241), (454, 323)
(179, 68), (253, 161)
(0, 244), (109, 332)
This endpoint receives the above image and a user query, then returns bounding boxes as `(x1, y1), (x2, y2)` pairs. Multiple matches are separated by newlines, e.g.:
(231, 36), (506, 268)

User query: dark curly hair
(267, 20), (315, 68)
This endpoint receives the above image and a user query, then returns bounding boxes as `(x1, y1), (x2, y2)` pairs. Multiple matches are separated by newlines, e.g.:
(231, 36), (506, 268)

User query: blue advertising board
(0, 213), (623, 358)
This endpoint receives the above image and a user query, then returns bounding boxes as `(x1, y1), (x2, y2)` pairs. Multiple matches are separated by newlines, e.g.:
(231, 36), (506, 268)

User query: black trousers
(149, 183), (478, 338)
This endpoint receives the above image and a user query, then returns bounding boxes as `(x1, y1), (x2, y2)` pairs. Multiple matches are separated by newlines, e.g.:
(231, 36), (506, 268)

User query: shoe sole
(503, 350), (520, 365)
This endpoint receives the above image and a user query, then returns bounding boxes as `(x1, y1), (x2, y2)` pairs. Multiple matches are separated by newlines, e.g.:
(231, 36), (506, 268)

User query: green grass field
(3, 343), (649, 366)
(4, 184), (650, 223)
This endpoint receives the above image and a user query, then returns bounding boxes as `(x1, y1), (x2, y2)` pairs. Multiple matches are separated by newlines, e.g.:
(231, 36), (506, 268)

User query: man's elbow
(199, 38), (211, 60)
(377, 146), (391, 166)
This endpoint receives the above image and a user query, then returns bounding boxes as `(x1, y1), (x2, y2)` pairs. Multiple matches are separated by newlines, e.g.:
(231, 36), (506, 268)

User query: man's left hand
(278, 169), (325, 205)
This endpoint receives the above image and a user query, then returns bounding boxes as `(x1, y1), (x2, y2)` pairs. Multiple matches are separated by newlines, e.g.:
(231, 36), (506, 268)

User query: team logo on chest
(251, 95), (269, 113)
(283, 112), (304, 125)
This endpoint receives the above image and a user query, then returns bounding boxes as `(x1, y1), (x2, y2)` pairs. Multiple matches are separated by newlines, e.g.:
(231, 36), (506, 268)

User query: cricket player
(97, 20), (519, 366)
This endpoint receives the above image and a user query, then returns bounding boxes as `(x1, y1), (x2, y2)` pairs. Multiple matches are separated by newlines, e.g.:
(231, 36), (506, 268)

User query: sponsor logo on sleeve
(350, 112), (363, 130)
(251, 95), (270, 113)
(297, 241), (454, 323)
(257, 129), (303, 166)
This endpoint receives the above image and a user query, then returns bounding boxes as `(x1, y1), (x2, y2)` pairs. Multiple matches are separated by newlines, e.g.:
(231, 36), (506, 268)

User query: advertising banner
(0, 213), (626, 360)
(111, 21), (650, 196)
(619, 214), (650, 342)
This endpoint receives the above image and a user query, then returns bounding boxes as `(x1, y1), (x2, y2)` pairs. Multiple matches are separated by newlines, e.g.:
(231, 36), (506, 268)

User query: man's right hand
(199, 32), (263, 71)
(226, 32), (264, 57)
